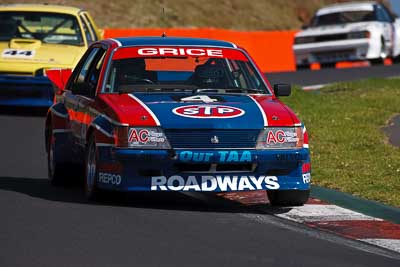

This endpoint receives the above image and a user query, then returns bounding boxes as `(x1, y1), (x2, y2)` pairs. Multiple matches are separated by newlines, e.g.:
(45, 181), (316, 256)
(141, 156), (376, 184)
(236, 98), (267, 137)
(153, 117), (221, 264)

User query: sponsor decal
(178, 150), (252, 162)
(173, 105), (245, 119)
(138, 47), (223, 57)
(151, 175), (280, 191)
(2, 49), (35, 59)
(266, 130), (298, 144)
(179, 95), (219, 103)
(98, 172), (122, 185)
(302, 162), (311, 184)
(128, 128), (165, 144)
(302, 173), (311, 184)
(113, 47), (248, 61)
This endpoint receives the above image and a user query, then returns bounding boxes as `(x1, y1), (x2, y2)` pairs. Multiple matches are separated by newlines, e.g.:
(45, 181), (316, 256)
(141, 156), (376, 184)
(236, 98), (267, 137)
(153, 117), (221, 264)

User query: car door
(76, 46), (107, 147)
(66, 46), (104, 148)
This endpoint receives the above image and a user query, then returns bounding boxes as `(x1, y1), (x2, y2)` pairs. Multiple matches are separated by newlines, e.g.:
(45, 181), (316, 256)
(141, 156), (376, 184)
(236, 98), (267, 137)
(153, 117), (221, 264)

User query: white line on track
(360, 239), (400, 253)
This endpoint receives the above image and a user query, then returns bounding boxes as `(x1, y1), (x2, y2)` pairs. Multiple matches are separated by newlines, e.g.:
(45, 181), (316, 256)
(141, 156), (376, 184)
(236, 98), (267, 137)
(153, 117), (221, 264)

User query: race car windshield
(311, 11), (376, 26)
(0, 11), (84, 45)
(105, 47), (269, 94)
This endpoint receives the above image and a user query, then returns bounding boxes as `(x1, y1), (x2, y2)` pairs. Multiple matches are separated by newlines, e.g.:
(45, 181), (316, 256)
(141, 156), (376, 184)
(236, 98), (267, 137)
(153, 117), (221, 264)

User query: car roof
(316, 1), (377, 16)
(112, 36), (238, 48)
(0, 4), (83, 15)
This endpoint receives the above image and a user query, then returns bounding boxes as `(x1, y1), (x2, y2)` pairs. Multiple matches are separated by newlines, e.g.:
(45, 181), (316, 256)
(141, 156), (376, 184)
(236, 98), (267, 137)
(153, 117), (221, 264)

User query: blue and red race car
(45, 36), (311, 205)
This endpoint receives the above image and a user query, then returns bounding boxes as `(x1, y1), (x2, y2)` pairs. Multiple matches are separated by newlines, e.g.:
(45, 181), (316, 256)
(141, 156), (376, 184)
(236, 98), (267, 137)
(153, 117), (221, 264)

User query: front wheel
(267, 190), (310, 206)
(47, 129), (68, 186)
(296, 64), (310, 71)
(320, 62), (336, 68)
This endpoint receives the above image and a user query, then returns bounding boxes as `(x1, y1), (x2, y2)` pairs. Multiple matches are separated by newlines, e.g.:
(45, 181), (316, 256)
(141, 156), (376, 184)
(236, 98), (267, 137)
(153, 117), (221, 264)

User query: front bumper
(96, 147), (311, 192)
(293, 38), (371, 64)
(0, 75), (54, 108)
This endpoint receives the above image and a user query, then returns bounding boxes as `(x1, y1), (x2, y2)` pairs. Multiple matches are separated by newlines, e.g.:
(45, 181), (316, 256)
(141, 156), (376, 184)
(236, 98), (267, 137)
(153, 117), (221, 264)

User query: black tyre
(84, 135), (102, 201)
(370, 38), (387, 66)
(296, 64), (310, 71)
(47, 129), (68, 186)
(392, 56), (400, 64)
(267, 189), (310, 206)
(320, 62), (336, 68)
(370, 58), (384, 65)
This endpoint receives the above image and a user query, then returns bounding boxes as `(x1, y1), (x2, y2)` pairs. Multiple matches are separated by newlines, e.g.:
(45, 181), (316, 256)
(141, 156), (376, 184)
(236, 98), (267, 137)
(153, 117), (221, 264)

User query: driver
(116, 58), (157, 86)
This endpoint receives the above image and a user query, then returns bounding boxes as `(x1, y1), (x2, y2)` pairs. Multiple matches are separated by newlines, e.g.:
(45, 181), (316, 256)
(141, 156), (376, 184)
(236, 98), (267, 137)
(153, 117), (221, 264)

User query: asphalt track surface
(1, 66), (400, 266)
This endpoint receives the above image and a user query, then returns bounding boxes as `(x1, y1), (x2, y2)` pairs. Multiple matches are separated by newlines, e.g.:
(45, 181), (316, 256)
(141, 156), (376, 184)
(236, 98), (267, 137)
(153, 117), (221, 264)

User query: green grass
(282, 78), (400, 207)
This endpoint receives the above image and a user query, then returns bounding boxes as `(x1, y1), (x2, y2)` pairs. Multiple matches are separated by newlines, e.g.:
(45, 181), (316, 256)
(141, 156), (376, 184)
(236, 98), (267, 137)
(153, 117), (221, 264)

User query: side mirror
(273, 84), (291, 97)
(46, 68), (72, 94)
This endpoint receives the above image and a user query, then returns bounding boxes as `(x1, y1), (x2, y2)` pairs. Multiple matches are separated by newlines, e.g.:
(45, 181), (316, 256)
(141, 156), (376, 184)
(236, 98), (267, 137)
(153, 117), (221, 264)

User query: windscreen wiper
(118, 84), (197, 94)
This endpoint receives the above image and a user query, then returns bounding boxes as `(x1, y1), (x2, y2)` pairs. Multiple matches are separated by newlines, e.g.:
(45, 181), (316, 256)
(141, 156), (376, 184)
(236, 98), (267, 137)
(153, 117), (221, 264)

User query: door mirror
(46, 68), (72, 93)
(273, 84), (291, 97)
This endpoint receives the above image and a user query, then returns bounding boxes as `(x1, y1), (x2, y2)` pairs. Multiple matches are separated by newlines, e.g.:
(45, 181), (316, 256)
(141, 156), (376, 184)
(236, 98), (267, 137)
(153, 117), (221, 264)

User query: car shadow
(0, 176), (293, 215)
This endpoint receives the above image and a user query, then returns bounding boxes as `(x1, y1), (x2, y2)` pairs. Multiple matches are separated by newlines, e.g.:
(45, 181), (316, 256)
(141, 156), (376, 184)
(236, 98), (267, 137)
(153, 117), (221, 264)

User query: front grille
(314, 33), (348, 42)
(175, 163), (211, 172)
(0, 76), (53, 99)
(164, 129), (259, 149)
(314, 49), (354, 62)
(0, 71), (34, 76)
(174, 163), (255, 173)
(0, 87), (44, 97)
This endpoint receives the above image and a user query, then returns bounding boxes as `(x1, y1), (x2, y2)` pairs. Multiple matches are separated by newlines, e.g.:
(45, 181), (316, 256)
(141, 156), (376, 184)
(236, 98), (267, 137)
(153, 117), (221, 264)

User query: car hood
(296, 22), (379, 37)
(0, 39), (85, 74)
(99, 93), (299, 129)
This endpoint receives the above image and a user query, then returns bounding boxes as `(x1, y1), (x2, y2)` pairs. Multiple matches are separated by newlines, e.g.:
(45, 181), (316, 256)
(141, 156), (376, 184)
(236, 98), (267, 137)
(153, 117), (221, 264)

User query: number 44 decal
(180, 95), (218, 103)
(2, 49), (35, 58)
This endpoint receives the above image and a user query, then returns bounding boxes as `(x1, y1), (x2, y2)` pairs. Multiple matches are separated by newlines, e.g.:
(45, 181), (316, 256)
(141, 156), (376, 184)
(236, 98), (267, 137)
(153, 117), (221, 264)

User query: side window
(80, 15), (94, 44)
(86, 50), (106, 97)
(70, 47), (106, 97)
(381, 5), (395, 22)
(376, 5), (392, 22)
(82, 13), (98, 41)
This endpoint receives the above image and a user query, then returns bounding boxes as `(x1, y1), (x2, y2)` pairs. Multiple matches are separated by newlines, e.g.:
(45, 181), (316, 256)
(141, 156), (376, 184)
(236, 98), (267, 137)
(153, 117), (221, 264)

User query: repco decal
(172, 105), (245, 119)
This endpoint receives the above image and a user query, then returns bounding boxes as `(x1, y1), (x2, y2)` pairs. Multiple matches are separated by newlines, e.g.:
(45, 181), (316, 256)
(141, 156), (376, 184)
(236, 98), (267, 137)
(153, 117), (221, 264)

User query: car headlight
(294, 36), (315, 44)
(115, 127), (171, 149)
(256, 127), (303, 149)
(348, 31), (370, 39)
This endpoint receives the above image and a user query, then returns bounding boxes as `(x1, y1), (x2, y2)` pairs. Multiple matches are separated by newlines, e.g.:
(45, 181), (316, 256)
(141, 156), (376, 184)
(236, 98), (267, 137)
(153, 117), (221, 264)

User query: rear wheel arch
(86, 116), (115, 146)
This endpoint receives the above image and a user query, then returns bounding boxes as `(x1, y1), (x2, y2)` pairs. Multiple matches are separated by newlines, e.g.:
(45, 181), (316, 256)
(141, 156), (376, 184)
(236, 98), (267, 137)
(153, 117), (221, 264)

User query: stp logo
(173, 105), (245, 118)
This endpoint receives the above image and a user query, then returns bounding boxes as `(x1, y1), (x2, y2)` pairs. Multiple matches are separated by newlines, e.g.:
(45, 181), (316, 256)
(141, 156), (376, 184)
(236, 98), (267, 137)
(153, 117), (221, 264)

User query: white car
(293, 1), (400, 69)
